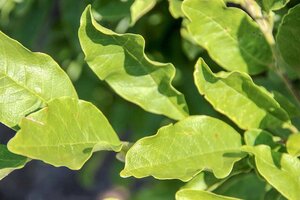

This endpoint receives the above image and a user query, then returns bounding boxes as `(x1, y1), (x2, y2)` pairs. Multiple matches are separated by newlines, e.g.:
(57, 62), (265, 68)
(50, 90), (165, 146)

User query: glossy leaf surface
(0, 31), (77, 128)
(8, 97), (122, 170)
(121, 116), (244, 181)
(79, 6), (189, 120)
(182, 0), (272, 74)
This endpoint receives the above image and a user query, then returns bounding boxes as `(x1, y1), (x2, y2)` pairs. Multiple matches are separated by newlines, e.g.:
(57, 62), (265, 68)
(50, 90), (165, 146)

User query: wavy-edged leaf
(79, 5), (189, 120)
(121, 116), (244, 181)
(182, 0), (272, 74)
(257, 0), (290, 11)
(286, 134), (300, 157)
(194, 58), (292, 134)
(244, 129), (281, 149)
(130, 0), (156, 26)
(277, 4), (300, 75)
(0, 144), (28, 180)
(176, 189), (240, 200)
(168, 0), (184, 19)
(8, 97), (122, 170)
(243, 145), (300, 200)
(0, 31), (77, 128)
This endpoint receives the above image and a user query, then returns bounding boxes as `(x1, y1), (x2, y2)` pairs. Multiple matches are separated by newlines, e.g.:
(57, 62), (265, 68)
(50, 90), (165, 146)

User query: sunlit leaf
(121, 116), (244, 181)
(130, 0), (156, 25)
(176, 189), (240, 200)
(8, 97), (122, 170)
(244, 129), (281, 149)
(182, 0), (272, 74)
(79, 5), (189, 120)
(168, 0), (184, 19)
(243, 145), (300, 200)
(0, 144), (27, 180)
(194, 58), (292, 134)
(257, 0), (290, 11)
(286, 134), (300, 157)
(0, 31), (77, 128)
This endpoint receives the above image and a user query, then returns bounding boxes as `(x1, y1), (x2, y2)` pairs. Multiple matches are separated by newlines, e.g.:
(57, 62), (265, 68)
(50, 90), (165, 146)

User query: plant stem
(243, 0), (300, 133)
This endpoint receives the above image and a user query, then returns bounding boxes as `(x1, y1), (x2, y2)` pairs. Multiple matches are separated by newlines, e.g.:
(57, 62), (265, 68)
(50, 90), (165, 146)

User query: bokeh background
(0, 0), (299, 199)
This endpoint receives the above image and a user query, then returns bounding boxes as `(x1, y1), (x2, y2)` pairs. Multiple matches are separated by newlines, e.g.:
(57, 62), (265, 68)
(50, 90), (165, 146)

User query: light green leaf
(121, 116), (244, 181)
(286, 134), (300, 157)
(277, 4), (300, 75)
(79, 5), (189, 121)
(8, 97), (122, 170)
(176, 189), (240, 200)
(194, 58), (292, 133)
(168, 0), (184, 19)
(0, 31), (77, 128)
(243, 145), (300, 200)
(182, 0), (272, 74)
(257, 0), (290, 11)
(244, 129), (281, 149)
(0, 144), (28, 180)
(130, 0), (156, 25)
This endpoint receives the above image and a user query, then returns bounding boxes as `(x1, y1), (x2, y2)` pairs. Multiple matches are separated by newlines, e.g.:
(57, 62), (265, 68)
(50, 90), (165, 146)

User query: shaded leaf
(244, 129), (281, 149)
(194, 58), (292, 134)
(0, 144), (27, 180)
(182, 0), (272, 74)
(0, 31), (77, 128)
(272, 91), (300, 118)
(286, 134), (300, 157)
(79, 5), (189, 120)
(8, 97), (122, 170)
(121, 116), (244, 181)
(176, 189), (240, 200)
(243, 145), (300, 200)
(277, 4), (300, 76)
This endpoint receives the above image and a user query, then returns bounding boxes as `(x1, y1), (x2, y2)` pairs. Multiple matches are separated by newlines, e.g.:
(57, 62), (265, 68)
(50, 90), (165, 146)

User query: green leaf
(0, 31), (77, 128)
(194, 58), (292, 133)
(79, 5), (189, 121)
(0, 144), (27, 180)
(176, 189), (240, 200)
(277, 4), (300, 75)
(8, 97), (122, 170)
(243, 145), (300, 200)
(168, 0), (184, 19)
(130, 0), (156, 25)
(257, 0), (290, 11)
(286, 134), (300, 157)
(272, 91), (300, 118)
(244, 129), (281, 149)
(121, 116), (244, 181)
(182, 0), (272, 74)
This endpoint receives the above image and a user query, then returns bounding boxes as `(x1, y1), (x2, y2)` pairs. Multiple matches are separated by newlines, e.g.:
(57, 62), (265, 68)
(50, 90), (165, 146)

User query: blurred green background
(0, 0), (298, 199)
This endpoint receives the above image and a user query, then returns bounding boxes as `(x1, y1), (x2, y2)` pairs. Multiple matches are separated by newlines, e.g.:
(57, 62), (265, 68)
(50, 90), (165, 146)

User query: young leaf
(130, 0), (156, 26)
(79, 5), (189, 121)
(194, 58), (291, 133)
(176, 189), (241, 200)
(0, 145), (28, 180)
(121, 116), (244, 181)
(277, 4), (300, 75)
(0, 31), (77, 128)
(286, 134), (300, 157)
(182, 0), (272, 74)
(256, 0), (290, 12)
(243, 145), (300, 200)
(8, 97), (122, 170)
